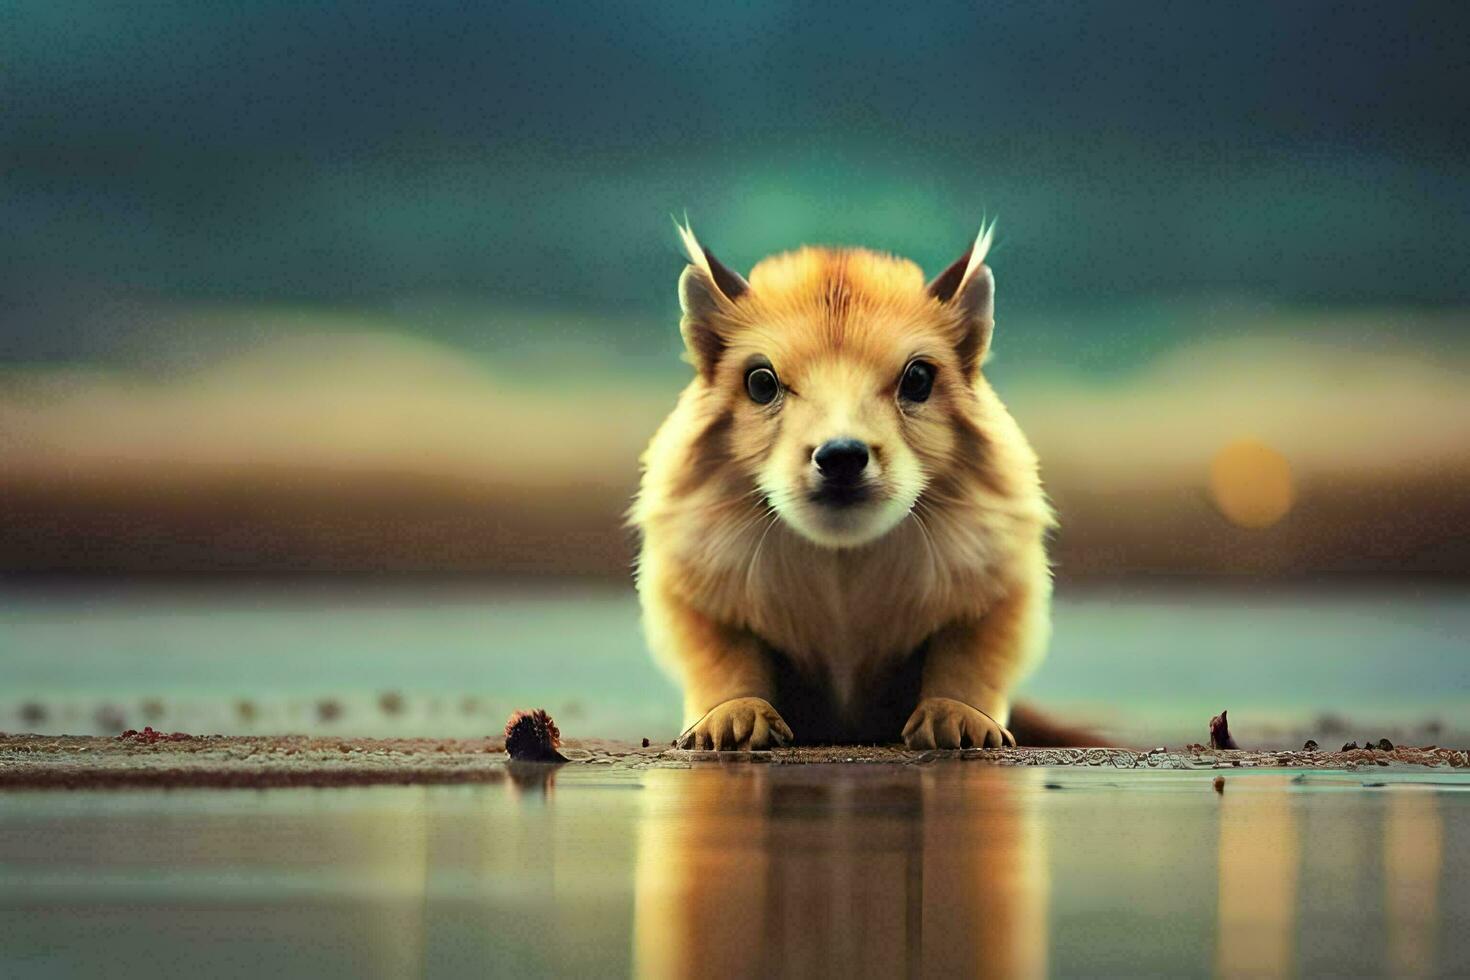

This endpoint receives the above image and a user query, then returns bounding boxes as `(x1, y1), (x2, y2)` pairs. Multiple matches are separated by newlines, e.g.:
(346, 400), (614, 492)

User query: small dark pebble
(641, 737), (650, 748)
(1213, 776), (1225, 793)
(1364, 782), (1386, 788)
(1342, 741), (1359, 751)
(1044, 782), (1063, 790)
(1377, 738), (1394, 751)
(1303, 739), (1319, 752)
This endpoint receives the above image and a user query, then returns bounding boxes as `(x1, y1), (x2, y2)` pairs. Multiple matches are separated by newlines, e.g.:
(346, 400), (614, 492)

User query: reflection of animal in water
(633, 222), (1080, 749)
(632, 767), (1047, 977)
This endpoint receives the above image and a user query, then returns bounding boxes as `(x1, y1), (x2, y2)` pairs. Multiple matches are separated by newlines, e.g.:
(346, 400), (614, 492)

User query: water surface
(4, 580), (1466, 745)
(1, 764), (1466, 978)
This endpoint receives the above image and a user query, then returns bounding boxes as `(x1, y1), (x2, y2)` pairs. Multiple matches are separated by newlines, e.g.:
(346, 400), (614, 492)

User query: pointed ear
(675, 220), (749, 378)
(926, 223), (996, 372)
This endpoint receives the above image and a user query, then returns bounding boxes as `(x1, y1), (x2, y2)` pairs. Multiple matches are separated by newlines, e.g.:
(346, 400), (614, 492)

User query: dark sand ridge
(1, 735), (1465, 790)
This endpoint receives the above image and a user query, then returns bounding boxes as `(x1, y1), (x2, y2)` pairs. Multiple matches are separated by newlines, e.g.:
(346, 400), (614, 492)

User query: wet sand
(1, 734), (1465, 789)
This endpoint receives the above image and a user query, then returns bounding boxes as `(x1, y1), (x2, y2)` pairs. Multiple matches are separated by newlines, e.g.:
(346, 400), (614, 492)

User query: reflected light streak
(1216, 776), (1300, 978)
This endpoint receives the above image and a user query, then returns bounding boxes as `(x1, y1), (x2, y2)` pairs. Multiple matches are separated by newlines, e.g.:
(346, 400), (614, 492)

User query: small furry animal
(631, 222), (1056, 750)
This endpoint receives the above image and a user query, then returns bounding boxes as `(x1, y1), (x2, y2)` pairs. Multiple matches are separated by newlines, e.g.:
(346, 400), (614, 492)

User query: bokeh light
(1209, 438), (1295, 529)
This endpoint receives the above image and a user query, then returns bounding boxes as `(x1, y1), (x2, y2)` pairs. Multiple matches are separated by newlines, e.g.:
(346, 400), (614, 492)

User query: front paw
(902, 697), (1015, 749)
(678, 697), (793, 751)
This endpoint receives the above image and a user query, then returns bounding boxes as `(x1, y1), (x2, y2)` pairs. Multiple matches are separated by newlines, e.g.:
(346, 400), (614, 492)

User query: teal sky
(4, 1), (1468, 366)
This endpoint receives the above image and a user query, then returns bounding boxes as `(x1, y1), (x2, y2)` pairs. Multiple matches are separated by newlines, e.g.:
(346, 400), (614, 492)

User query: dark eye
(899, 360), (935, 402)
(745, 366), (780, 404)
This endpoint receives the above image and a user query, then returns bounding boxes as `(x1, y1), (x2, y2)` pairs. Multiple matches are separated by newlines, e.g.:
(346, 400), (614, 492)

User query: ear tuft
(927, 221), (997, 371)
(675, 218), (749, 302)
(925, 220), (995, 302)
(674, 218), (748, 378)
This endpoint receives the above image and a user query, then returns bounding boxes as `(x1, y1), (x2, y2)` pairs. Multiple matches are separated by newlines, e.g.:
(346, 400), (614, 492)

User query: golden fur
(631, 223), (1054, 749)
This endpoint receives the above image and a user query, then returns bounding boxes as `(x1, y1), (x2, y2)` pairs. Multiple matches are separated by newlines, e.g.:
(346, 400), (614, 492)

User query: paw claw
(681, 697), (792, 752)
(902, 697), (1012, 750)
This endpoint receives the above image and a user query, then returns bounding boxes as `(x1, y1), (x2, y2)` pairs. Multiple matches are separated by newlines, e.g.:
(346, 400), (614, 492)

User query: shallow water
(1, 764), (1466, 978)
(4, 580), (1468, 746)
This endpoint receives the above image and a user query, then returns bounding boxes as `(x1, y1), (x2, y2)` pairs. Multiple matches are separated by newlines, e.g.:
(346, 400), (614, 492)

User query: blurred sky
(5, 1), (1469, 370)
(4, 2), (1469, 579)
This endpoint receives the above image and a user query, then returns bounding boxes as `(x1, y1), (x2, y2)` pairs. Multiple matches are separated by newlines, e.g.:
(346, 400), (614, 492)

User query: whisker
(908, 504), (942, 585)
(744, 509), (782, 598)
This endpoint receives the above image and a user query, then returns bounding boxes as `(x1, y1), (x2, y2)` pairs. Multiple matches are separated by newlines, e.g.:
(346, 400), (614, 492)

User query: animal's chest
(717, 531), (973, 677)
(680, 520), (1002, 711)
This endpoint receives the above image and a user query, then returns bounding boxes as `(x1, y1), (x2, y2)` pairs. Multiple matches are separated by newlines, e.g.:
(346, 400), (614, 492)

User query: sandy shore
(1, 734), (1465, 789)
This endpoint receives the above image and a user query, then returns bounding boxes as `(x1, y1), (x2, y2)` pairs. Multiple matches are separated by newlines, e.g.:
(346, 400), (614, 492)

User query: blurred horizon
(4, 307), (1468, 578)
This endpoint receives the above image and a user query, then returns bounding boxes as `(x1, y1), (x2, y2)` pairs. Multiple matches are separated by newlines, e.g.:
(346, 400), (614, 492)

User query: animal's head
(674, 222), (1001, 549)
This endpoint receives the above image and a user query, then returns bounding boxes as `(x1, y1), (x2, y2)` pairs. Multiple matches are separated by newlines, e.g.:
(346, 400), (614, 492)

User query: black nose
(813, 438), (870, 483)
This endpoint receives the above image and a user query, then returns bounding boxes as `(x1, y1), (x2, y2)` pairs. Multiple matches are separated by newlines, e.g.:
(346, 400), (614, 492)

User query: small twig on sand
(1209, 710), (1239, 750)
